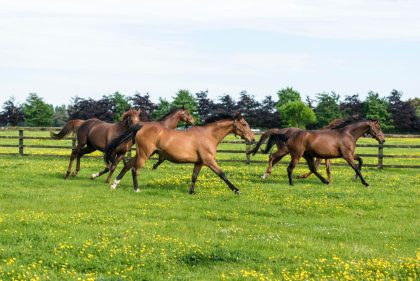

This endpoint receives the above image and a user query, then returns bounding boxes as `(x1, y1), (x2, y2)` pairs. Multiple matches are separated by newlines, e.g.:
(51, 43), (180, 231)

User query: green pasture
(0, 144), (419, 280)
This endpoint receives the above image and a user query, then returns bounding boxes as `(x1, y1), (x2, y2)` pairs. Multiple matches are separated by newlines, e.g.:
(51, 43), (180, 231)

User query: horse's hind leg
(353, 155), (363, 181)
(152, 154), (165, 170)
(110, 157), (134, 190)
(298, 157), (321, 179)
(325, 159), (332, 183)
(72, 146), (95, 177)
(343, 154), (369, 187)
(65, 148), (78, 179)
(206, 160), (240, 194)
(303, 156), (329, 185)
(104, 154), (125, 183)
(132, 155), (147, 192)
(262, 148), (288, 179)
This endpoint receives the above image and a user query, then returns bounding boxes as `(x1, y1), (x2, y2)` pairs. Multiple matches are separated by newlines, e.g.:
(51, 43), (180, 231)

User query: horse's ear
(235, 112), (242, 120)
(182, 105), (185, 110)
(121, 111), (129, 120)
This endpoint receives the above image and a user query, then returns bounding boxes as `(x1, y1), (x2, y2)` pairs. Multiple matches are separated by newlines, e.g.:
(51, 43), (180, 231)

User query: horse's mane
(202, 112), (236, 125)
(327, 116), (365, 130)
(158, 107), (182, 121)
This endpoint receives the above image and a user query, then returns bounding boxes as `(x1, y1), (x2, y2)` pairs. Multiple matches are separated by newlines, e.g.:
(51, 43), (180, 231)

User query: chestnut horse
(249, 118), (358, 182)
(257, 119), (385, 186)
(93, 107), (195, 182)
(104, 113), (255, 194)
(52, 109), (142, 180)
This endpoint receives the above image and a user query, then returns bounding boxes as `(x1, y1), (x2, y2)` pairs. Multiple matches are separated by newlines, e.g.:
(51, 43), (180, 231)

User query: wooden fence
(1, 128), (420, 169)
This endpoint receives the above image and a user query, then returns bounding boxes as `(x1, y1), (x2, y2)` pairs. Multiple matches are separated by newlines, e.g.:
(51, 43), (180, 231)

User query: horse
(51, 109), (142, 181)
(249, 117), (360, 182)
(104, 112), (255, 194)
(256, 119), (385, 186)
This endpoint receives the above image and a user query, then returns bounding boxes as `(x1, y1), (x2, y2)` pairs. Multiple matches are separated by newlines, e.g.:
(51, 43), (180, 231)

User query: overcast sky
(1, 0), (419, 106)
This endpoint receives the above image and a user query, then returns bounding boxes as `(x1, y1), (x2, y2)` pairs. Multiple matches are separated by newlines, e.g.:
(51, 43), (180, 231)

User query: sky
(1, 0), (420, 106)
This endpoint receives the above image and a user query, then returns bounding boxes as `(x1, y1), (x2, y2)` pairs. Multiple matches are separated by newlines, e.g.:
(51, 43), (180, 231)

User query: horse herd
(52, 107), (385, 194)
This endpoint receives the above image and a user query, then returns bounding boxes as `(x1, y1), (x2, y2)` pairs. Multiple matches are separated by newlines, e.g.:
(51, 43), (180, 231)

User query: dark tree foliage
(68, 96), (115, 122)
(0, 97), (25, 126)
(314, 92), (342, 128)
(217, 94), (237, 112)
(236, 91), (260, 127)
(53, 105), (68, 127)
(195, 90), (215, 123)
(388, 89), (417, 132)
(131, 92), (157, 121)
(256, 96), (281, 128)
(340, 94), (364, 118)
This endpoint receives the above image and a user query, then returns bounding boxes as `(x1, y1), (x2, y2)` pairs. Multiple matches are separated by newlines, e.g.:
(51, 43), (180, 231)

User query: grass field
(0, 130), (419, 280)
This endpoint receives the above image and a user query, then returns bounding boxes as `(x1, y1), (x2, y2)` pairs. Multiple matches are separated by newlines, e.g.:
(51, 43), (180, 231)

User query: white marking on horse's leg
(134, 188), (140, 193)
(110, 179), (121, 190)
(261, 173), (270, 179)
(91, 172), (100, 179)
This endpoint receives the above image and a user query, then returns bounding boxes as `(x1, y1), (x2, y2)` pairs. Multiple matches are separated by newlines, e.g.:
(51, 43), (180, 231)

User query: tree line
(1, 88), (419, 133)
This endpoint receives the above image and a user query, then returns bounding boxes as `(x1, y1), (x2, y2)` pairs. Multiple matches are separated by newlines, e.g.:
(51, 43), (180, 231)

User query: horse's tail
(263, 133), (289, 154)
(50, 119), (84, 139)
(104, 124), (143, 166)
(248, 129), (283, 156)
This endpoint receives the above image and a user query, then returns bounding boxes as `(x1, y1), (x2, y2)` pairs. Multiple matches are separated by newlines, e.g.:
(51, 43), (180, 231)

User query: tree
(256, 96), (281, 128)
(107, 92), (131, 121)
(131, 92), (156, 121)
(0, 97), (25, 126)
(217, 94), (237, 112)
(388, 89), (417, 132)
(277, 101), (316, 128)
(276, 87), (301, 106)
(68, 96), (115, 122)
(151, 98), (172, 120)
(314, 92), (342, 128)
(172, 89), (198, 117)
(53, 105), (68, 127)
(23, 93), (54, 126)
(236, 91), (260, 127)
(340, 94), (364, 118)
(363, 91), (393, 131)
(195, 90), (215, 123)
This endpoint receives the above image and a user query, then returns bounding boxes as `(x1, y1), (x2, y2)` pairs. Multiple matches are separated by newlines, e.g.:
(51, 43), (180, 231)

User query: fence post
(19, 129), (24, 156)
(246, 143), (250, 164)
(378, 143), (383, 169)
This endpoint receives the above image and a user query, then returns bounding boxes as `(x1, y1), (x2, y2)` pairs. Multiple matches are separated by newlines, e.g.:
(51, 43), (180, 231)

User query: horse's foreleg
(287, 156), (300, 186)
(353, 155), (363, 181)
(110, 157), (134, 190)
(303, 156), (329, 185)
(189, 162), (203, 194)
(343, 155), (369, 187)
(104, 154), (125, 183)
(72, 146), (95, 177)
(206, 160), (240, 194)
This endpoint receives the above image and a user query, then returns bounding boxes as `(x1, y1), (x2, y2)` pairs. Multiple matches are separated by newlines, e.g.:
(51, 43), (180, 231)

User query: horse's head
(232, 112), (255, 144)
(179, 106), (195, 125)
(122, 109), (141, 127)
(368, 119), (385, 144)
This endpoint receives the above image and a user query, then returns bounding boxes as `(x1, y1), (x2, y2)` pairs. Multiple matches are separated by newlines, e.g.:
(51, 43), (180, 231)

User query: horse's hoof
(91, 173), (99, 179)
(234, 190), (240, 195)
(110, 180), (120, 190)
(364, 183), (370, 188)
(261, 173), (269, 179)
(134, 189), (140, 193)
(189, 191), (196, 195)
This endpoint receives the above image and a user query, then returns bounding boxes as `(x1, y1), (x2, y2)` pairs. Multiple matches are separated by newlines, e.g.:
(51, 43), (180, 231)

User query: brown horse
(51, 109), (142, 180)
(249, 118), (358, 181)
(104, 113), (255, 194)
(257, 119), (385, 186)
(94, 107), (195, 181)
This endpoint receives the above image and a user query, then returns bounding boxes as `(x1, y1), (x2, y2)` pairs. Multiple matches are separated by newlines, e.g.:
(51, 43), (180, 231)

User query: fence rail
(1, 128), (420, 169)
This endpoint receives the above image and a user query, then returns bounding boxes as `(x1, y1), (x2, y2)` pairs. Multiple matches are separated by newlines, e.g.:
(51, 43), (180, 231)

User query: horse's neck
(208, 120), (234, 144)
(345, 122), (369, 141)
(160, 114), (180, 129)
(116, 119), (129, 131)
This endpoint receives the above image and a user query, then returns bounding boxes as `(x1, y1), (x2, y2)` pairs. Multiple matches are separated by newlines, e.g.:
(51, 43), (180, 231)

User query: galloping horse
(104, 112), (255, 194)
(93, 107), (195, 181)
(249, 118), (359, 181)
(51, 109), (142, 180)
(257, 119), (385, 186)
